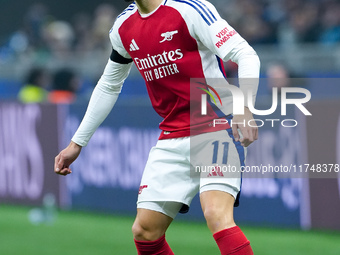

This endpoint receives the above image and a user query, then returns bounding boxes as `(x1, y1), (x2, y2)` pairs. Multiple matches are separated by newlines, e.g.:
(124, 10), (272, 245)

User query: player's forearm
(72, 60), (132, 146)
(226, 41), (260, 106)
(237, 50), (260, 106)
(71, 85), (119, 146)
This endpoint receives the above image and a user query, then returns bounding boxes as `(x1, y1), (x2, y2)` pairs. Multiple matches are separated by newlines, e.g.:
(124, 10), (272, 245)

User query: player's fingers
(253, 126), (258, 141)
(54, 154), (61, 173)
(240, 126), (252, 147)
(58, 168), (72, 176)
(55, 153), (66, 174)
(55, 162), (72, 175)
(243, 126), (258, 147)
(244, 134), (253, 147)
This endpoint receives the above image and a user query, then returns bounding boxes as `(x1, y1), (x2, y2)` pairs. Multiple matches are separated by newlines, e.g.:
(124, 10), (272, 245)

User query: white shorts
(137, 129), (246, 218)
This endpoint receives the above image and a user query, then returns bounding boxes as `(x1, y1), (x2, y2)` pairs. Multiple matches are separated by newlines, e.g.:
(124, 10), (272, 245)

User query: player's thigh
(200, 190), (236, 233)
(200, 189), (235, 220)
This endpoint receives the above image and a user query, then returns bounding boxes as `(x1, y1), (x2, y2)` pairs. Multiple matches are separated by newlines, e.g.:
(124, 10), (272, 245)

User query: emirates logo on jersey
(134, 49), (183, 70)
(134, 49), (183, 82)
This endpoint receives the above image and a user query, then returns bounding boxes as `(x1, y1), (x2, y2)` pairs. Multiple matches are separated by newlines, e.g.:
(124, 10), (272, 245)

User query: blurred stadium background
(0, 0), (340, 254)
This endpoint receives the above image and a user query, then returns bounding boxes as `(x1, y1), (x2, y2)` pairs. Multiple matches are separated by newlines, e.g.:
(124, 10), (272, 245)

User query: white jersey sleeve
(170, 0), (260, 105)
(189, 2), (245, 60)
(109, 5), (136, 60)
(109, 27), (130, 60)
(71, 6), (137, 147)
(196, 1), (260, 106)
(72, 59), (132, 146)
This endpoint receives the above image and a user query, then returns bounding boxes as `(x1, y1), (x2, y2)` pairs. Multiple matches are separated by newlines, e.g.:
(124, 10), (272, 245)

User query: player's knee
(132, 221), (163, 241)
(203, 204), (223, 222)
(132, 221), (148, 240)
(203, 205), (235, 233)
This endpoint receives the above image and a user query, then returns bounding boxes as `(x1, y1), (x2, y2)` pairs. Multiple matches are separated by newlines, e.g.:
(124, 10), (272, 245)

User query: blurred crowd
(218, 0), (340, 46)
(0, 2), (117, 101)
(18, 67), (80, 104)
(2, 0), (340, 62)
(1, 3), (117, 61)
(1, 0), (340, 101)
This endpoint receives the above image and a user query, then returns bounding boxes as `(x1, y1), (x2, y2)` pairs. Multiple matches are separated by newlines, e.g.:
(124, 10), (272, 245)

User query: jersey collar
(139, 0), (167, 18)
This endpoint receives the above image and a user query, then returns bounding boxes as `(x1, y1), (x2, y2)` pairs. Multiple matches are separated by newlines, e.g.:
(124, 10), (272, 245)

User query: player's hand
(232, 107), (258, 147)
(54, 141), (82, 176)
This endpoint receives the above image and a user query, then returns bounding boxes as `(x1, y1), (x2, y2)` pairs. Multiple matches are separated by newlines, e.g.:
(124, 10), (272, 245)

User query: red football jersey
(110, 0), (247, 139)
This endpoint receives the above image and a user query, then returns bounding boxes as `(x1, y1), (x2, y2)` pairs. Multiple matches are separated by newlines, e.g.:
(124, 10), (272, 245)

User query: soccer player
(54, 0), (260, 254)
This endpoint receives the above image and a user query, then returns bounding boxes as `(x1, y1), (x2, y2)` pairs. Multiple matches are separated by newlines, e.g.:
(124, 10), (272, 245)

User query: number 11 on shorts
(212, 141), (229, 164)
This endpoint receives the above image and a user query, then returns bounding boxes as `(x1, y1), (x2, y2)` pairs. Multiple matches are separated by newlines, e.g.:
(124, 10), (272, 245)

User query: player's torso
(120, 5), (204, 82)
(120, 5), (204, 117)
(117, 2), (229, 138)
